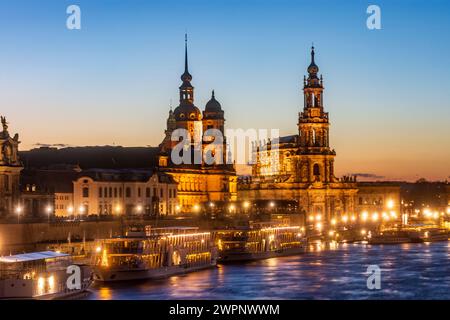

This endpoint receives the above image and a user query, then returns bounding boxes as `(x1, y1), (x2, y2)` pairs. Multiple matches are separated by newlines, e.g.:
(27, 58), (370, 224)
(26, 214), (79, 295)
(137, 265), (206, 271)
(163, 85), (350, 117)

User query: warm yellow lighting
(67, 206), (74, 214)
(328, 230), (335, 236)
(315, 214), (322, 221)
(387, 199), (394, 210)
(269, 201), (275, 208)
(351, 215), (356, 222)
(78, 205), (85, 214)
(308, 216), (314, 222)
(433, 211), (439, 220)
(228, 204), (235, 212)
(390, 211), (397, 219)
(447, 207), (450, 215)
(342, 215), (348, 223)
(136, 205), (143, 213)
(361, 229), (367, 235)
(243, 201), (250, 209)
(48, 275), (55, 291)
(209, 202), (215, 208)
(175, 205), (181, 212)
(193, 204), (200, 212)
(361, 211), (368, 222)
(316, 222), (323, 231)
(423, 209), (432, 217)
(38, 277), (45, 291)
(331, 218), (337, 225)
(46, 205), (52, 213)
(95, 246), (102, 253)
(115, 204), (122, 214)
(15, 206), (22, 214)
(371, 212), (379, 222)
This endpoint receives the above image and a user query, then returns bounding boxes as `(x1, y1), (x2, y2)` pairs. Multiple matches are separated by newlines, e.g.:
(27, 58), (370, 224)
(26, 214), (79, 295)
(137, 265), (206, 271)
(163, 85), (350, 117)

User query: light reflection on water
(86, 242), (450, 300)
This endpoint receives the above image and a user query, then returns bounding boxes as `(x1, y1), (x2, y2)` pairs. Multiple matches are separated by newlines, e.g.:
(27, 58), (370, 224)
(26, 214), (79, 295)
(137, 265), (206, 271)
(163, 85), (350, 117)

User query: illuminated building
(73, 169), (177, 216)
(158, 36), (237, 211)
(239, 47), (358, 225)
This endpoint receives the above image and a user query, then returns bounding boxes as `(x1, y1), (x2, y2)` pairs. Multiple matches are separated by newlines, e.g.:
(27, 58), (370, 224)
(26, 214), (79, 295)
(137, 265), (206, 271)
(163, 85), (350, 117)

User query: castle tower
(172, 34), (202, 142)
(0, 116), (23, 217)
(297, 46), (336, 183)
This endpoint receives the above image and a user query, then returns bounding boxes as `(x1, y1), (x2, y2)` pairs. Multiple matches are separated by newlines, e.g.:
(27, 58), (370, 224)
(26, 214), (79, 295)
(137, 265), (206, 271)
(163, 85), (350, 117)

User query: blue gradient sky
(0, 0), (449, 181)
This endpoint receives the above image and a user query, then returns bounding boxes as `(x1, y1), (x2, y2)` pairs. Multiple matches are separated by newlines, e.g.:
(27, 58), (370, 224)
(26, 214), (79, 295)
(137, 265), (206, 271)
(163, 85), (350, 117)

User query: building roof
(0, 251), (69, 263)
(19, 146), (159, 170)
(78, 169), (176, 184)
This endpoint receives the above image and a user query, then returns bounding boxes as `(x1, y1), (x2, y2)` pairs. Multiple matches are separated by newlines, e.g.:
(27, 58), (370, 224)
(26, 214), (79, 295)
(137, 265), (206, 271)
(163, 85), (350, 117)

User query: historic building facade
(0, 116), (23, 217)
(158, 36), (237, 211)
(239, 47), (358, 226)
(73, 169), (178, 217)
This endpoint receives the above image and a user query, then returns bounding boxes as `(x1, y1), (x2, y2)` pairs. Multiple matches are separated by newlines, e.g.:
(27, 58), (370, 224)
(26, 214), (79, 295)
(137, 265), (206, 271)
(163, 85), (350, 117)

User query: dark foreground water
(87, 242), (450, 300)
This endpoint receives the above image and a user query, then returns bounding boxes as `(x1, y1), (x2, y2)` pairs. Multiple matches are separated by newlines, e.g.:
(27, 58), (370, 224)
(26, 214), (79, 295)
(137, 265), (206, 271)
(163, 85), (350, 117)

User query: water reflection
(87, 242), (450, 300)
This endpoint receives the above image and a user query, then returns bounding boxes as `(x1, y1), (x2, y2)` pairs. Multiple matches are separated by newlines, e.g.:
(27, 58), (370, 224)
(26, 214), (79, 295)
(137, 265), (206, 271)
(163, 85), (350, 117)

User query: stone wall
(0, 218), (213, 255)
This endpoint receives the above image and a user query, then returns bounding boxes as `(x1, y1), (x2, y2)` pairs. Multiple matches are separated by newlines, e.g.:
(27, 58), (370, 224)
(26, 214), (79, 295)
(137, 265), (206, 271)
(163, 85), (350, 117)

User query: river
(86, 242), (450, 300)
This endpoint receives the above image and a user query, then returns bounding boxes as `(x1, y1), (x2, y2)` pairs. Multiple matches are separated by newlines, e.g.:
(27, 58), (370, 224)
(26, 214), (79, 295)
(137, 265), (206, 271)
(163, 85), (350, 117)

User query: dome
(205, 90), (222, 112)
(173, 103), (202, 121)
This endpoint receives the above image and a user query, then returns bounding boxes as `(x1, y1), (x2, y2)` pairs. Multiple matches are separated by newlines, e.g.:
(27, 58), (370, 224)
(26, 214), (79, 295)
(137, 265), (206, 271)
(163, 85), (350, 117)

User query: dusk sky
(0, 0), (449, 181)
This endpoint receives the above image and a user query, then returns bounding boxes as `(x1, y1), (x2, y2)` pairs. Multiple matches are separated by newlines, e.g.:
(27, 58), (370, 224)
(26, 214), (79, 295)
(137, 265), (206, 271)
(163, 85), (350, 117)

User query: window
(160, 188), (164, 198)
(82, 187), (89, 198)
(313, 164), (320, 176)
(119, 188), (122, 197)
(109, 187), (112, 198)
(138, 188), (141, 197)
(146, 188), (150, 198)
(99, 187), (103, 198)
(126, 187), (131, 198)
(114, 188), (118, 198)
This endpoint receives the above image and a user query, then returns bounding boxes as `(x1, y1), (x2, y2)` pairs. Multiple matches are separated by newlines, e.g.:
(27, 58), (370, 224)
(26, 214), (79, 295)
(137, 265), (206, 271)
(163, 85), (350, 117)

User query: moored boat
(0, 251), (92, 299)
(214, 222), (306, 262)
(92, 226), (217, 282)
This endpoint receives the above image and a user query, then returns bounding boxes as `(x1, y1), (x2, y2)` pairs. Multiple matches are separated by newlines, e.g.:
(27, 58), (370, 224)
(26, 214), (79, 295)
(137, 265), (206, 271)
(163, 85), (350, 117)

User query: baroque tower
(297, 46), (336, 183)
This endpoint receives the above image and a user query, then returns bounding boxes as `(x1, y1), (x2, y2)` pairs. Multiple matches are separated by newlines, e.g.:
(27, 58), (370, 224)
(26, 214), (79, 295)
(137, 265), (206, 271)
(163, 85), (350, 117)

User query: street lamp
(46, 205), (53, 223)
(387, 199), (394, 210)
(15, 205), (22, 224)
(136, 204), (143, 214)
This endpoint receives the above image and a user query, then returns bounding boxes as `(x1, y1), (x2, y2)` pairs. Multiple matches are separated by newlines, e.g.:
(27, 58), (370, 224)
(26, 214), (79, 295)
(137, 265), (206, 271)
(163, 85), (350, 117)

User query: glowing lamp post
(15, 205), (22, 224)
(46, 205), (53, 223)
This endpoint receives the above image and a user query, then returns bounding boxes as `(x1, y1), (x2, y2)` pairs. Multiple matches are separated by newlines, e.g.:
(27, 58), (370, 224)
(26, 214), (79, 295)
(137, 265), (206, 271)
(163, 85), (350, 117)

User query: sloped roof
(0, 251), (69, 263)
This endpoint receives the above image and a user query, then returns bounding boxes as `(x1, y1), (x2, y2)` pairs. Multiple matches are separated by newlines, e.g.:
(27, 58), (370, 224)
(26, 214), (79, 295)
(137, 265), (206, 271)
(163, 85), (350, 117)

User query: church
(158, 36), (237, 211)
(239, 47), (358, 226)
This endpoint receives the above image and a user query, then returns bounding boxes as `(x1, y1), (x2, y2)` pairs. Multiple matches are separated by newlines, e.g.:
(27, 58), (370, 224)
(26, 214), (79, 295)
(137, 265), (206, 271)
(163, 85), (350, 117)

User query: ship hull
(219, 246), (306, 263)
(0, 265), (92, 300)
(93, 263), (216, 282)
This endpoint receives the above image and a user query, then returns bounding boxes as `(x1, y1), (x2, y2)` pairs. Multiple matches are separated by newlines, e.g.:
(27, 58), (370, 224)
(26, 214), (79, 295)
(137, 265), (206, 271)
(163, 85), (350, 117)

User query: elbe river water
(86, 242), (449, 300)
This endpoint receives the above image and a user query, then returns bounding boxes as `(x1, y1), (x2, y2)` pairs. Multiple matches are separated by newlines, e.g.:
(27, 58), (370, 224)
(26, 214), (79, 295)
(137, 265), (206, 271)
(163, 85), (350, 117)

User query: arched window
(82, 187), (89, 198)
(313, 164), (320, 177)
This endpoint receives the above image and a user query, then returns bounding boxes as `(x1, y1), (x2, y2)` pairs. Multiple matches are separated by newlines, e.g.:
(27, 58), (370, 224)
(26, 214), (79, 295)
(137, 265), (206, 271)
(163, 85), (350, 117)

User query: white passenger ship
(92, 227), (217, 282)
(214, 222), (307, 262)
(0, 251), (92, 299)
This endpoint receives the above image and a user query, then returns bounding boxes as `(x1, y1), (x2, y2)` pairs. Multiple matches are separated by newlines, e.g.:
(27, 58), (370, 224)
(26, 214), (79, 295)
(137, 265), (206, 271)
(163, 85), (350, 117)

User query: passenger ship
(92, 227), (217, 282)
(0, 251), (92, 299)
(214, 222), (307, 262)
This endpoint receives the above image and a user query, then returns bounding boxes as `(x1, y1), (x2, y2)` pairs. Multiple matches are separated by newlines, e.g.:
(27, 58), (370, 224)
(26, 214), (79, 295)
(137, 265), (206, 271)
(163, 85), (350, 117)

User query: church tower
(0, 116), (23, 217)
(297, 46), (336, 184)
